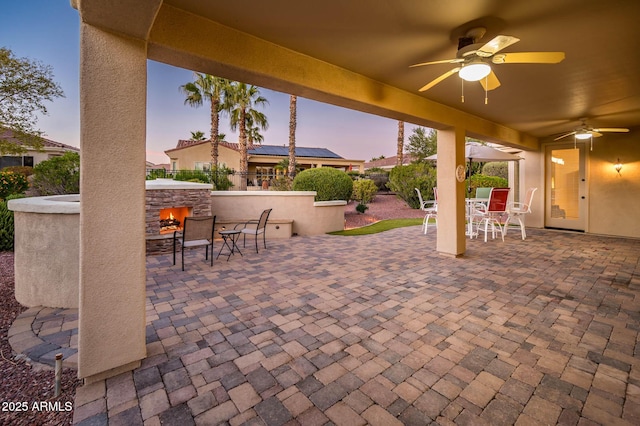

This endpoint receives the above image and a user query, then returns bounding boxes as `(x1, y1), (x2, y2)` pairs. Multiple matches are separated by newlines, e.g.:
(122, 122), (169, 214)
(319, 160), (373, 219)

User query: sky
(1, 1), (421, 165)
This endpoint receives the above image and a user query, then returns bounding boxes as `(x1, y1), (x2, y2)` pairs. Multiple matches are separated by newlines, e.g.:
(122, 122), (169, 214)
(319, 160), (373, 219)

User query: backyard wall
(210, 191), (346, 236)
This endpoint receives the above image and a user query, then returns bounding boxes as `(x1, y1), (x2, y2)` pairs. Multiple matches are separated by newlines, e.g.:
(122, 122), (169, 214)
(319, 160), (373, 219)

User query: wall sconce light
(614, 158), (623, 175)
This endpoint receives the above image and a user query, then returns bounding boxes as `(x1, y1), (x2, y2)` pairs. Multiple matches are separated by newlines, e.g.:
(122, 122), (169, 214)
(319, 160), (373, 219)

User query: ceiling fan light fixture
(575, 131), (592, 140)
(459, 61), (491, 81)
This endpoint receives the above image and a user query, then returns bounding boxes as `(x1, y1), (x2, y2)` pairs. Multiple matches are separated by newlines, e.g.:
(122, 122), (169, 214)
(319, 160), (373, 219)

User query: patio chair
(416, 187), (438, 235)
(475, 187), (492, 200)
(472, 188), (510, 242)
(505, 187), (538, 240)
(235, 208), (272, 253)
(173, 216), (216, 271)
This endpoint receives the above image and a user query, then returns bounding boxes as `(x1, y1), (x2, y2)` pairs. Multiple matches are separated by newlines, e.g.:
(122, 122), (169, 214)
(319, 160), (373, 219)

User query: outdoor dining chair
(235, 208), (272, 253)
(504, 187), (538, 240)
(173, 215), (216, 271)
(415, 188), (437, 234)
(471, 188), (510, 242)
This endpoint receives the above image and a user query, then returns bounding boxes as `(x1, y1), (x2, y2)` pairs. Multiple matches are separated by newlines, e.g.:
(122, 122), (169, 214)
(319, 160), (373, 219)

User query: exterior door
(545, 142), (587, 231)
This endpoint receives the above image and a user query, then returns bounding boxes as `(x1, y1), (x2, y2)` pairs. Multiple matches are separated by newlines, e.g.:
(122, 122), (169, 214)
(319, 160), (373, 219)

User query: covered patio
(13, 228), (640, 424)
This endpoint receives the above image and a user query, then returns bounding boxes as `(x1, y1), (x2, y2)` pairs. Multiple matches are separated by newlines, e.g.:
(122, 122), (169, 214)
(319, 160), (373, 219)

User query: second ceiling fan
(411, 27), (565, 93)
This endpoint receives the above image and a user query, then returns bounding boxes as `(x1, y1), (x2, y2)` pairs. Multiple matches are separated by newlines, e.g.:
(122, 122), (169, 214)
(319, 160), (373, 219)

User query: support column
(78, 23), (147, 381)
(436, 128), (467, 256)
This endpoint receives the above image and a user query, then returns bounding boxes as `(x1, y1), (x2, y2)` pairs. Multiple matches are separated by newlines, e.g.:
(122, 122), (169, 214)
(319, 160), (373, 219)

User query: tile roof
(0, 128), (80, 152)
(364, 154), (413, 169)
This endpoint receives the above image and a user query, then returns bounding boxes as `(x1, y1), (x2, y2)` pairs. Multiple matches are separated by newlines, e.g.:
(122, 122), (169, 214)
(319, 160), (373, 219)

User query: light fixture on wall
(614, 158), (623, 175)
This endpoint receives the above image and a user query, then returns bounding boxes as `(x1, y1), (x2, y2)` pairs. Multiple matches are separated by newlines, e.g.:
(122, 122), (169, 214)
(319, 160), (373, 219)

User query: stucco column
(436, 128), (467, 256)
(78, 23), (147, 381)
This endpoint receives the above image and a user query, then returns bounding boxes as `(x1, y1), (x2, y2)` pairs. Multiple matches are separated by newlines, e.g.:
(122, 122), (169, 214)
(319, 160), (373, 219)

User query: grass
(329, 218), (423, 236)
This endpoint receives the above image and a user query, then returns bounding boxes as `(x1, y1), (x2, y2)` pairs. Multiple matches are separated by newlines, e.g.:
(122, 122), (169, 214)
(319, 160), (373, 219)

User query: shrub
(468, 174), (509, 195)
(364, 171), (390, 191)
(482, 162), (508, 180)
(174, 169), (210, 183)
(212, 165), (234, 190)
(146, 168), (168, 180)
(351, 179), (378, 204)
(0, 170), (29, 200)
(355, 203), (368, 214)
(0, 194), (24, 251)
(387, 163), (437, 208)
(1, 166), (34, 178)
(30, 152), (80, 195)
(292, 167), (353, 201)
(271, 176), (293, 191)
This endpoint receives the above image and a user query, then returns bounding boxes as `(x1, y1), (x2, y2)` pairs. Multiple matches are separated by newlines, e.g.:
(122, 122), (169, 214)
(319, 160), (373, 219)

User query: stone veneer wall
(145, 180), (212, 255)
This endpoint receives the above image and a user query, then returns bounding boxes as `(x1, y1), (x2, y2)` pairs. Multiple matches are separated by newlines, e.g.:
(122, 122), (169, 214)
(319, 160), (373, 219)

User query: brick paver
(9, 226), (640, 425)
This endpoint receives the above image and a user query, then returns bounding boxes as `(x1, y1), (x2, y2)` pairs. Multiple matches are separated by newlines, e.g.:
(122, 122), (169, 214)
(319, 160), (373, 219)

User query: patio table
(217, 229), (243, 261)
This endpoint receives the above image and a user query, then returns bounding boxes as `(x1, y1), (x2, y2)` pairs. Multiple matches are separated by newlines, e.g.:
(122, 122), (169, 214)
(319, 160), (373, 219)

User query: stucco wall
(587, 133), (640, 238)
(210, 191), (346, 236)
(9, 195), (80, 309)
(167, 142), (241, 171)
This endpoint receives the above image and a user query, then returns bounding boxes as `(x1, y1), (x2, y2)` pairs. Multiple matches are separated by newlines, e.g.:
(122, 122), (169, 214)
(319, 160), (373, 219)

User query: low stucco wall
(210, 191), (346, 236)
(8, 195), (80, 309)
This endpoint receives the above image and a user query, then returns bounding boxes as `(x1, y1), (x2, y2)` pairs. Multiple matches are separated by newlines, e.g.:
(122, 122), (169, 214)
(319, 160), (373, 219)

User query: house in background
(364, 154), (414, 171)
(0, 128), (80, 169)
(164, 139), (365, 182)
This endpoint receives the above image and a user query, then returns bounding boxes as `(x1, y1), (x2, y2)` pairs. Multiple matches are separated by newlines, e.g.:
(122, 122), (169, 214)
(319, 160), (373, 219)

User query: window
(0, 156), (23, 168)
(256, 166), (275, 181)
(194, 162), (212, 171)
(23, 156), (34, 167)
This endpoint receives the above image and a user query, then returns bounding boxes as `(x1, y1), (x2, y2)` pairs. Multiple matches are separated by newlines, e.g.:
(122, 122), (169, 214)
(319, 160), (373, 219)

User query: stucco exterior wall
(210, 191), (346, 236)
(587, 133), (640, 238)
(167, 142), (241, 171)
(9, 196), (80, 309)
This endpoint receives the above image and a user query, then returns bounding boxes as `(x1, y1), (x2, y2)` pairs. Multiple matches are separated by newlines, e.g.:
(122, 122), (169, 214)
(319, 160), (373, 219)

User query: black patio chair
(173, 216), (216, 270)
(235, 208), (272, 253)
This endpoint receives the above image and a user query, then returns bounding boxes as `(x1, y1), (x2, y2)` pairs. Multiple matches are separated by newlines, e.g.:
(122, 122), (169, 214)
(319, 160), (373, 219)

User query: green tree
(406, 127), (437, 163)
(0, 47), (64, 154)
(225, 82), (269, 190)
(180, 73), (230, 170)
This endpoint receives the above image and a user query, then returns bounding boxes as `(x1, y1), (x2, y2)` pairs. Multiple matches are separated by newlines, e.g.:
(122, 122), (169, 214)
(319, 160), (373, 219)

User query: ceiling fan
(553, 119), (630, 141)
(411, 27), (565, 93)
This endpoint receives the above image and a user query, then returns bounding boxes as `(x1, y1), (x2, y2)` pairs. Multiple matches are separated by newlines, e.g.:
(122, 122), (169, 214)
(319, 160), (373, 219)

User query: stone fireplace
(145, 179), (212, 254)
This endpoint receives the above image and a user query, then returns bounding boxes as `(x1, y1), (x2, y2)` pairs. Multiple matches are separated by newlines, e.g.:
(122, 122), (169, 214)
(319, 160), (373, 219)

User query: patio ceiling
(80, 0), (640, 143)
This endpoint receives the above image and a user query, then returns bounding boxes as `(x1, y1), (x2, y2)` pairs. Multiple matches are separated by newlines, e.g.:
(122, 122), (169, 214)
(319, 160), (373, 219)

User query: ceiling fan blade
(554, 131), (576, 141)
(592, 128), (630, 133)
(590, 131), (603, 138)
(418, 68), (460, 92)
(479, 70), (501, 91)
(476, 35), (520, 57)
(410, 58), (462, 68)
(493, 51), (565, 64)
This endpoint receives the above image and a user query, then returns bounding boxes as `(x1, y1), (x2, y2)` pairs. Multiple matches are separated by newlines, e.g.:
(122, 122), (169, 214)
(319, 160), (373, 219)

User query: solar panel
(248, 145), (343, 159)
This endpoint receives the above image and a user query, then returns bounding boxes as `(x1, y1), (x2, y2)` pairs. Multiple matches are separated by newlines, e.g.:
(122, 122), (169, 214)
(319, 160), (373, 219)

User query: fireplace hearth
(145, 179), (213, 254)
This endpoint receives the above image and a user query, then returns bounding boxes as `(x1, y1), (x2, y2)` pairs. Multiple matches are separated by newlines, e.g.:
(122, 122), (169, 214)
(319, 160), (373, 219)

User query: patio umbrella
(426, 142), (521, 192)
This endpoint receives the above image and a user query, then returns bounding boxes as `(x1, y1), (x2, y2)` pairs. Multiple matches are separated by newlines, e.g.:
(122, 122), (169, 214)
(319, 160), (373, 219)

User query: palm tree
(190, 130), (206, 141)
(180, 73), (230, 170)
(288, 95), (297, 178)
(226, 82), (269, 190)
(397, 121), (404, 167)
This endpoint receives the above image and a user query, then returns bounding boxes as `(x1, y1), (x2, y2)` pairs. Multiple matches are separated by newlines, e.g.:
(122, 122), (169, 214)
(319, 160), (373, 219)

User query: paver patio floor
(38, 227), (640, 424)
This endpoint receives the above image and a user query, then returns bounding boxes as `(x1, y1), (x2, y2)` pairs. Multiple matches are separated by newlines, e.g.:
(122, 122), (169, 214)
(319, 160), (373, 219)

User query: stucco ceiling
(87, 0), (640, 143)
